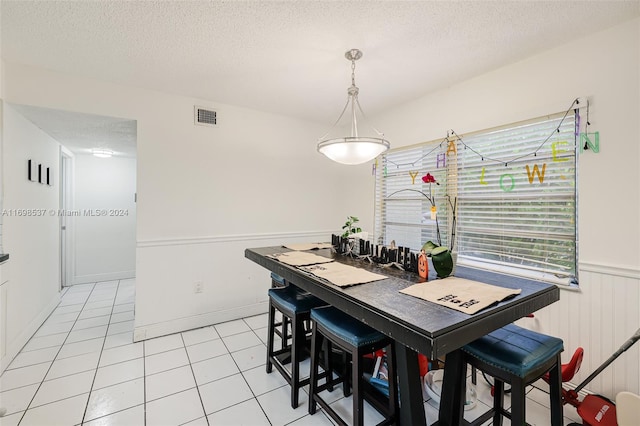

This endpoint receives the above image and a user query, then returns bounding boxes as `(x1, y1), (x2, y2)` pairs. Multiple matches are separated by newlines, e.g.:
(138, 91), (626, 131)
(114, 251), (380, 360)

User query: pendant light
(92, 148), (113, 158)
(317, 49), (390, 165)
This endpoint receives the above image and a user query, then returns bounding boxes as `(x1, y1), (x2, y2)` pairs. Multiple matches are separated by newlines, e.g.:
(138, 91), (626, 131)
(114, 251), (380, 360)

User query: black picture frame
(38, 163), (43, 184)
(28, 159), (36, 182)
(46, 167), (53, 186)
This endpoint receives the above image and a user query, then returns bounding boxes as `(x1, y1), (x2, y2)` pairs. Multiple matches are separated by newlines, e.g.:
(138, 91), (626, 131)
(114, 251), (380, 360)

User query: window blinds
(375, 112), (577, 284)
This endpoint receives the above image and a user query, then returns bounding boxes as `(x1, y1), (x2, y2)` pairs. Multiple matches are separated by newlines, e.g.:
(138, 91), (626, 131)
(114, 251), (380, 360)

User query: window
(374, 112), (577, 285)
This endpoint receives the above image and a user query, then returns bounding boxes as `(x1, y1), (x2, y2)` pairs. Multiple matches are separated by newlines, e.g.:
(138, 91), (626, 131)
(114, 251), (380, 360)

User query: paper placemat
(300, 262), (387, 287)
(266, 251), (334, 266)
(400, 277), (522, 314)
(283, 242), (334, 251)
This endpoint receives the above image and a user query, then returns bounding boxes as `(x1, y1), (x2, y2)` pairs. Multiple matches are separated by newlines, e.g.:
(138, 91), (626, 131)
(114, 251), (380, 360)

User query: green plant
(341, 216), (362, 238)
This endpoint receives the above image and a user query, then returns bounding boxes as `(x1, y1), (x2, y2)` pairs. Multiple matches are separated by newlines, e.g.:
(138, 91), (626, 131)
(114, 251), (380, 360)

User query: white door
(59, 146), (74, 288)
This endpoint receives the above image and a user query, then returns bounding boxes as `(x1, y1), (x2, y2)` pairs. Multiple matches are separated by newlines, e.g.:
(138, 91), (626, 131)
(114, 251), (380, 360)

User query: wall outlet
(194, 280), (204, 293)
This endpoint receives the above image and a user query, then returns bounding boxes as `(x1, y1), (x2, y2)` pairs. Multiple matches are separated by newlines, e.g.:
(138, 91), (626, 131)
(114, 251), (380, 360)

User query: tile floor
(0, 279), (583, 425)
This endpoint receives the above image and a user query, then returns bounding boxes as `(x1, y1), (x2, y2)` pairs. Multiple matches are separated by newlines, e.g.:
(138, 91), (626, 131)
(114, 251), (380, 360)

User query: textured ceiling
(9, 103), (137, 158)
(2, 1), (639, 146)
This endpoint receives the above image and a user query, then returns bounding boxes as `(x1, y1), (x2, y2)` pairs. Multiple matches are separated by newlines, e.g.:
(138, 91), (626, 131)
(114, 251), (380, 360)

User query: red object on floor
(576, 394), (617, 426)
(364, 349), (385, 360)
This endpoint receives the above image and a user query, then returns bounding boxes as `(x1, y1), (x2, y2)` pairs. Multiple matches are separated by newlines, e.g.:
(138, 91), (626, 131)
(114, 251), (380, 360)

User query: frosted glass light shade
(317, 137), (390, 165)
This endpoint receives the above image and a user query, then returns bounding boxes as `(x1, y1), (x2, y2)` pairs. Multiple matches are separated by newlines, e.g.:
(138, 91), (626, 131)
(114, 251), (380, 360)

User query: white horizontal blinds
(374, 111), (577, 284)
(456, 112), (577, 280)
(374, 141), (450, 251)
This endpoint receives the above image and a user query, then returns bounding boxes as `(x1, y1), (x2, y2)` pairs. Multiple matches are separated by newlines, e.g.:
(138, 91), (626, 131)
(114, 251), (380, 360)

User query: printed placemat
(300, 262), (387, 287)
(283, 242), (334, 251)
(266, 251), (334, 266)
(400, 277), (522, 314)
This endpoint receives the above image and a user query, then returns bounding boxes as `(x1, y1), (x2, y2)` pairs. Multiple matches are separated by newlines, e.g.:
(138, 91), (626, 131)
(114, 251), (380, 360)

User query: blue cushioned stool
(308, 306), (399, 426)
(270, 272), (287, 288)
(270, 273), (288, 341)
(266, 285), (327, 408)
(462, 324), (564, 426)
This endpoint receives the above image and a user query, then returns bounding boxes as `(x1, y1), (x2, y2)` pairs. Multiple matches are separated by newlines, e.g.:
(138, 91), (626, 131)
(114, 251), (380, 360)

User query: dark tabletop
(245, 246), (559, 359)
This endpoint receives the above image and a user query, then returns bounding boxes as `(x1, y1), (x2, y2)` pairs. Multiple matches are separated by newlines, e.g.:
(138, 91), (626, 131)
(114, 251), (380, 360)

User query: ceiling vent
(194, 106), (217, 127)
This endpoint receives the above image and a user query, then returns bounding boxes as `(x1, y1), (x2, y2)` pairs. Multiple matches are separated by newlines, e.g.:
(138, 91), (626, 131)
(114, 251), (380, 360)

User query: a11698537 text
(2, 209), (129, 217)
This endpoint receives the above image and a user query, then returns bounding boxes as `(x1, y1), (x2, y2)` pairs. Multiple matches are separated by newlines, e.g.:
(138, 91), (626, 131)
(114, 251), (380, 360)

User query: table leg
(395, 342), (426, 426)
(437, 349), (466, 426)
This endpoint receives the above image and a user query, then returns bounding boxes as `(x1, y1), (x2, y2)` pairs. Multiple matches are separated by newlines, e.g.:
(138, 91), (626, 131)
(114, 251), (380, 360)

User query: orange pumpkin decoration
(418, 251), (428, 279)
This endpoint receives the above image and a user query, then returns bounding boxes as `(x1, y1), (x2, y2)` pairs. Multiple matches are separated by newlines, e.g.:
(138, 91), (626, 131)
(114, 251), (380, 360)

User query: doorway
(59, 146), (74, 288)
(9, 104), (137, 288)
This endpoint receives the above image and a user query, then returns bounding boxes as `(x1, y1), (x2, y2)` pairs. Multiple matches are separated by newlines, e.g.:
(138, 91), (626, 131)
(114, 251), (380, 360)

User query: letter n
(580, 132), (600, 153)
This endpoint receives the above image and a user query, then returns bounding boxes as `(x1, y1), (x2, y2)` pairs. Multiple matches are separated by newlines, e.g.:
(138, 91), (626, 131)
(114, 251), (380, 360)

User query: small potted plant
(341, 216), (364, 256)
(341, 216), (362, 238)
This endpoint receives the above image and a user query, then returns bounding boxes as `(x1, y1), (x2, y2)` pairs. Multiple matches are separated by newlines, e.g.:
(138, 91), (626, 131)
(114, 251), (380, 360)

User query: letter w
(525, 164), (546, 184)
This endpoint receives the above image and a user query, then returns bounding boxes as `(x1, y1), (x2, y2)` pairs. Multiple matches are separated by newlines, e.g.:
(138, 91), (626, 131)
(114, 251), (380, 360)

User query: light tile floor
(0, 279), (583, 425)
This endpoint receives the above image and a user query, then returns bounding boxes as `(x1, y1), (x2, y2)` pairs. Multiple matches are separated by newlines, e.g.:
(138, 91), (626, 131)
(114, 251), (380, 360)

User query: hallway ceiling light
(92, 148), (113, 158)
(317, 49), (390, 165)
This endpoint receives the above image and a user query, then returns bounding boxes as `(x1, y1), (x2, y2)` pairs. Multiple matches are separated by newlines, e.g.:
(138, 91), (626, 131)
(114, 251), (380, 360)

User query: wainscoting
(133, 230), (333, 342)
(517, 262), (640, 399)
(135, 234), (639, 399)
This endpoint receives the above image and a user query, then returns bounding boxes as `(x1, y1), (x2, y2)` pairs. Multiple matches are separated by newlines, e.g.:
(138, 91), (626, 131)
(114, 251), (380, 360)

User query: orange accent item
(418, 252), (428, 279)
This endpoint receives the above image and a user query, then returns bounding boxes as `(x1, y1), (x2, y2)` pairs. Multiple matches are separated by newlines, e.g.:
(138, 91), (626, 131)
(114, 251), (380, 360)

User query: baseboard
(133, 301), (268, 342)
(0, 292), (61, 373)
(72, 270), (136, 285)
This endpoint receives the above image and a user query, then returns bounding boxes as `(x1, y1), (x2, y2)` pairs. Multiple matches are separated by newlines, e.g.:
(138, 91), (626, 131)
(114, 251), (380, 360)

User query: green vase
(431, 246), (453, 278)
(421, 240), (439, 256)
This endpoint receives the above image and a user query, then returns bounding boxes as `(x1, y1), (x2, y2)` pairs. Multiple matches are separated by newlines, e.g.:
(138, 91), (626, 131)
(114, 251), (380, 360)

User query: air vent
(194, 106), (217, 127)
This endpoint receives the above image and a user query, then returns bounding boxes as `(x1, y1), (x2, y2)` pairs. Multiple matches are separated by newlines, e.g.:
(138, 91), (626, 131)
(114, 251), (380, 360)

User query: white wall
(367, 19), (640, 398)
(2, 65), (368, 341)
(72, 154), (136, 284)
(1, 104), (60, 372)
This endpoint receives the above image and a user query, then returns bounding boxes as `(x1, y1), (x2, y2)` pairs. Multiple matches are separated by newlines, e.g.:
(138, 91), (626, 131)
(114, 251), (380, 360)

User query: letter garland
(382, 97), (597, 172)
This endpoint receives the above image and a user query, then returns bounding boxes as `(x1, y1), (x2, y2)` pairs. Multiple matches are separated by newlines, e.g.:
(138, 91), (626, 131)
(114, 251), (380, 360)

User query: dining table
(245, 245), (560, 425)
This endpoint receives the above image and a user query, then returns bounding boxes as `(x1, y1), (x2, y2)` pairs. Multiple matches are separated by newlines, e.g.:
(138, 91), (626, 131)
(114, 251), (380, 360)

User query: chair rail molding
(137, 230), (335, 248)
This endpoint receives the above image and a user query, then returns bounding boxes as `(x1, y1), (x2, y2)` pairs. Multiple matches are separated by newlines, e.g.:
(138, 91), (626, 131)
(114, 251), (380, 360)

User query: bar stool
(462, 323), (564, 426)
(266, 285), (327, 408)
(270, 273), (288, 341)
(270, 272), (287, 288)
(308, 306), (399, 426)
